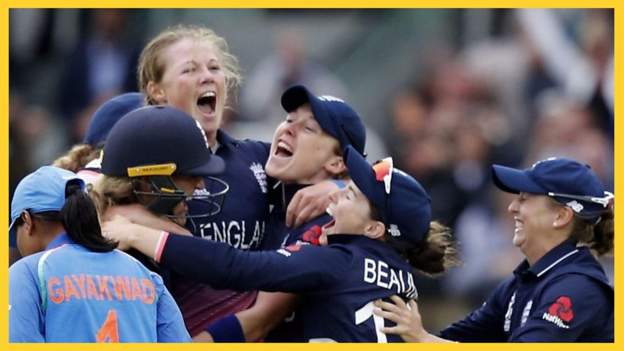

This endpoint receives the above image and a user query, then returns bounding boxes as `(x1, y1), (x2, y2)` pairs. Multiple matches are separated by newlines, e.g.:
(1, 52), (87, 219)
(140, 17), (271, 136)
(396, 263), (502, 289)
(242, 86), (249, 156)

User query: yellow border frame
(2, 2), (619, 351)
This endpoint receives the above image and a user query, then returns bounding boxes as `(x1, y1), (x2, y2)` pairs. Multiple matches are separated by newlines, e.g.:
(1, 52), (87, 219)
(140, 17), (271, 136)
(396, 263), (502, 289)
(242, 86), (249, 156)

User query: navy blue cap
(281, 85), (366, 156)
(9, 166), (85, 238)
(101, 105), (225, 178)
(83, 92), (145, 146)
(344, 145), (431, 246)
(492, 157), (613, 221)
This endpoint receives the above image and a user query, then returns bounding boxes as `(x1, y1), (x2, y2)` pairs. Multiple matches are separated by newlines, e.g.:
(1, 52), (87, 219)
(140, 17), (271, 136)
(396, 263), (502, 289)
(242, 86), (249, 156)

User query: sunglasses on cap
(373, 157), (393, 195)
(547, 191), (614, 209)
(372, 157), (394, 233)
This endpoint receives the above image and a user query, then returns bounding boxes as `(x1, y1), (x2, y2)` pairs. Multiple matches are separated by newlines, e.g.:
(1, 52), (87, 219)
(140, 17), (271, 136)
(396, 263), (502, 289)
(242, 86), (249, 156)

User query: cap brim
(344, 146), (385, 214)
(186, 154), (226, 177)
(491, 165), (545, 194)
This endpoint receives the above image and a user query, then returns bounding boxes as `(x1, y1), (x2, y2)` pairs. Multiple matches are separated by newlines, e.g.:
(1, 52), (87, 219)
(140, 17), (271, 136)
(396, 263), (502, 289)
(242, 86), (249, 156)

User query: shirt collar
(269, 181), (311, 213)
(326, 234), (373, 246)
(46, 232), (75, 250)
(514, 239), (579, 280)
(216, 129), (238, 151)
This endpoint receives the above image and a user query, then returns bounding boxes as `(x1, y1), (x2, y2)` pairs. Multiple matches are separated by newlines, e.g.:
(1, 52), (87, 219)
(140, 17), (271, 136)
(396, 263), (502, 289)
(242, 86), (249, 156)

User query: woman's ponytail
(61, 182), (118, 252)
(404, 221), (461, 276)
(570, 208), (614, 256)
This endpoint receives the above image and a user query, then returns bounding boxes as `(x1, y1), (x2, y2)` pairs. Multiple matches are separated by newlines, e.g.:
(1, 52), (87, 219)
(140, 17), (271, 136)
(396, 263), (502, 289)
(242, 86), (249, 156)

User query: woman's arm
(196, 291), (298, 342)
(102, 216), (347, 293)
(103, 203), (191, 235)
(236, 291), (298, 341)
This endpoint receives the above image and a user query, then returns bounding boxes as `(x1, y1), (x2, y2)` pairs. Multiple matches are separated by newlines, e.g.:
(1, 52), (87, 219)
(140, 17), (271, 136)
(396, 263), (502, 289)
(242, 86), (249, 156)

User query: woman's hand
(374, 295), (430, 342)
(102, 215), (164, 259)
(101, 215), (141, 251)
(286, 180), (340, 228)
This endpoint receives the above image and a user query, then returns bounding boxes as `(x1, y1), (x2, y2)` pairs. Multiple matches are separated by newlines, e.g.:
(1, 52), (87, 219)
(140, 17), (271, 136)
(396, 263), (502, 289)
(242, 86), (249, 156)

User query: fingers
(408, 299), (418, 312)
(373, 306), (401, 324)
(380, 325), (407, 335)
(389, 295), (408, 309)
(292, 206), (313, 228)
(374, 298), (403, 314)
(286, 192), (303, 228)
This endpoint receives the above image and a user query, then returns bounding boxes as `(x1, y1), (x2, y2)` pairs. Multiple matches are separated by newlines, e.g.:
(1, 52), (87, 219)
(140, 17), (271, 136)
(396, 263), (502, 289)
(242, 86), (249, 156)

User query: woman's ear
(553, 206), (574, 229)
(324, 155), (346, 177)
(146, 81), (167, 104)
(21, 211), (34, 237)
(364, 220), (386, 240)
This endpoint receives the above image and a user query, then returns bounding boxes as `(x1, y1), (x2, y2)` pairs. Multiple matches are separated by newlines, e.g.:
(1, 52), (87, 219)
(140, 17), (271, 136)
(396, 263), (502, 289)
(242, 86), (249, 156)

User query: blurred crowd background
(9, 8), (614, 332)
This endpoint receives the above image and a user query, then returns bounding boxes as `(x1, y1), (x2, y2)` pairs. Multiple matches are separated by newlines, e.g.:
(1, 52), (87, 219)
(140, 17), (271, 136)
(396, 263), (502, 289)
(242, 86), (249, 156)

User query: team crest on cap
(566, 200), (584, 213)
(388, 224), (401, 237)
(250, 162), (268, 193)
(542, 296), (573, 329)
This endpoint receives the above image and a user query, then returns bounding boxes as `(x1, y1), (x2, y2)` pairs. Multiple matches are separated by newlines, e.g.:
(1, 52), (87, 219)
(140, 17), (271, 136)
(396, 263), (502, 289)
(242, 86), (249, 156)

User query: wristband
(206, 314), (245, 342)
(154, 231), (170, 263)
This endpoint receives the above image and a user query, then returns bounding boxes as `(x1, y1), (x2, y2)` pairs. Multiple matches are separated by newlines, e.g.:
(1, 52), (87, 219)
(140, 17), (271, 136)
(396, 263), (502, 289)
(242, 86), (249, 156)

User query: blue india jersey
(9, 233), (189, 342)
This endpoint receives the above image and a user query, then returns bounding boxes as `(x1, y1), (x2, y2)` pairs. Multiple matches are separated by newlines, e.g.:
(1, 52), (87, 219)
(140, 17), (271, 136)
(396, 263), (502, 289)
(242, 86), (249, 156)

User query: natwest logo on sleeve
(542, 296), (574, 329)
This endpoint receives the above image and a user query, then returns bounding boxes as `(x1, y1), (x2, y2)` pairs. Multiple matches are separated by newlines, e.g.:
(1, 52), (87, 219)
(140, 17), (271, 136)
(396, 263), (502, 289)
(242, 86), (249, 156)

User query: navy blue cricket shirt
(170, 130), (274, 336)
(440, 239), (613, 342)
(161, 233), (419, 342)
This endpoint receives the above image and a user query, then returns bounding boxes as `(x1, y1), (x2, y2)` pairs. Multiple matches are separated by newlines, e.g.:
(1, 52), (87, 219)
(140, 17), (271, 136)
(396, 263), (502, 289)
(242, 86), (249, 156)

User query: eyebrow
(180, 58), (219, 66)
(347, 184), (358, 197)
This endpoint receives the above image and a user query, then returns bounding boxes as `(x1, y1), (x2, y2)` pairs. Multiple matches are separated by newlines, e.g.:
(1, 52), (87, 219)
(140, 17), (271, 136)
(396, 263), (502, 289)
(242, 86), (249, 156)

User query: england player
(52, 92), (144, 177)
(92, 105), (229, 272)
(374, 157), (613, 342)
(8, 166), (189, 342)
(200, 85), (366, 342)
(103, 145), (460, 342)
(129, 24), (342, 336)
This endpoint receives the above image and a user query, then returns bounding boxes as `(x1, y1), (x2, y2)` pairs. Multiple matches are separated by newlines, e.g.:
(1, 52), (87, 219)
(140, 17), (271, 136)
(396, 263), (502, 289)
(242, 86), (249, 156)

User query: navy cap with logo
(344, 145), (431, 246)
(492, 157), (614, 221)
(83, 92), (145, 147)
(281, 85), (366, 156)
(9, 166), (85, 240)
(101, 105), (225, 178)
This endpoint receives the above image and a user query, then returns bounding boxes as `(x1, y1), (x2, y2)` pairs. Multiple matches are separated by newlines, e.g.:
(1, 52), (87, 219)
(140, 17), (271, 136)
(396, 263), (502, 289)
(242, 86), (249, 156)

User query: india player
(8, 166), (190, 342)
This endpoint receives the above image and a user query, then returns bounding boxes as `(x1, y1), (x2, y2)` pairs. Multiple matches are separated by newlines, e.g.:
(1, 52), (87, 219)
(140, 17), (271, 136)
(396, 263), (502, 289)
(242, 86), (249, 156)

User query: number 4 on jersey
(96, 309), (120, 342)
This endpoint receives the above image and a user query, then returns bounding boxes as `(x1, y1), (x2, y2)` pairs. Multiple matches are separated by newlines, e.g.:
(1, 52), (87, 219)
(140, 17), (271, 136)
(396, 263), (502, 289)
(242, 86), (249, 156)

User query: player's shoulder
(541, 272), (612, 299)
(9, 252), (44, 274)
(541, 249), (612, 293)
(218, 130), (270, 158)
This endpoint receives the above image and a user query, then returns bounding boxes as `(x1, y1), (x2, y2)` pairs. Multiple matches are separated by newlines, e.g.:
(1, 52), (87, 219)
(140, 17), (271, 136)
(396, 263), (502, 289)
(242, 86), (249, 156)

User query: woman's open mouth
(197, 91), (216, 116)
(274, 140), (294, 158)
